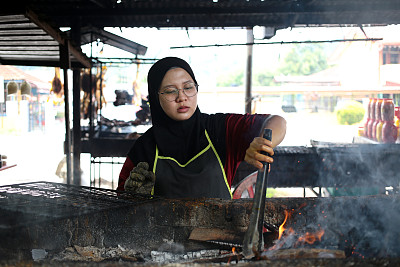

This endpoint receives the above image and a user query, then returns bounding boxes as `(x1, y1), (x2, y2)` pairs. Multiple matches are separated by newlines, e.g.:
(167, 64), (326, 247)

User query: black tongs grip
(242, 128), (272, 259)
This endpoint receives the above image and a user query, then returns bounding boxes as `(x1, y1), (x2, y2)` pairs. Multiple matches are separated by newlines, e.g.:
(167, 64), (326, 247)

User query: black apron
(152, 130), (232, 199)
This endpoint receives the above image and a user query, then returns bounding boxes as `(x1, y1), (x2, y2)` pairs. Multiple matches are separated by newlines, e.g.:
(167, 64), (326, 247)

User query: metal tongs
(242, 128), (272, 259)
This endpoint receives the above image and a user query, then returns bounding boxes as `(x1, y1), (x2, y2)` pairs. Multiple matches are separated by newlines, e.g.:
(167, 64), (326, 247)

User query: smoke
(314, 144), (400, 255)
(264, 195), (400, 258)
(263, 144), (400, 258)
(315, 144), (399, 195)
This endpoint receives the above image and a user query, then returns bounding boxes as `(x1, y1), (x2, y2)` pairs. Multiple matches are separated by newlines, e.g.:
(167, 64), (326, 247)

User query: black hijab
(128, 57), (209, 166)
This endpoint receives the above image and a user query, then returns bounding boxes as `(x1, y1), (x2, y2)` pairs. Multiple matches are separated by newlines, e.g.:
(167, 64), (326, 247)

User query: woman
(117, 57), (286, 199)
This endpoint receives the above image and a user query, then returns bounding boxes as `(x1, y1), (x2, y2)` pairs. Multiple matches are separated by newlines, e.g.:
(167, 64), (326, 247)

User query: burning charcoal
(263, 222), (279, 232)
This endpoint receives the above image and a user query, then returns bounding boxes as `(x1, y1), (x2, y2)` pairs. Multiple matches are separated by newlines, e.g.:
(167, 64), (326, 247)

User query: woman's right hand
(244, 137), (274, 169)
(124, 162), (155, 194)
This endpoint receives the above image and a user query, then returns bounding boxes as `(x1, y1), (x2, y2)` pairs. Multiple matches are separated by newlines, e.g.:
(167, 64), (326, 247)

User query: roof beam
(25, 8), (91, 68)
(78, 26), (147, 56)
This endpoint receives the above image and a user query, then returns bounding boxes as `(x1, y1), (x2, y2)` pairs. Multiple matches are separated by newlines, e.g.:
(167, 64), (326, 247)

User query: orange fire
(227, 246), (238, 264)
(297, 229), (325, 245)
(273, 209), (325, 249)
(278, 210), (289, 239)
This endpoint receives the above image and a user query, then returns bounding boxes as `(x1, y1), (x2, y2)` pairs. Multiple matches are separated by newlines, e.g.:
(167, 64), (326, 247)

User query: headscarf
(129, 57), (209, 165)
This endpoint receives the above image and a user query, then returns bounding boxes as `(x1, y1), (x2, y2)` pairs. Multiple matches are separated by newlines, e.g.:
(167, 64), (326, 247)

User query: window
(382, 45), (400, 64)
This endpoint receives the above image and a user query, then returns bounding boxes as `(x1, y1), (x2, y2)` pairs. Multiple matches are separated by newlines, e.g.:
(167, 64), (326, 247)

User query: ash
(47, 245), (225, 264)
(49, 245), (144, 262)
(151, 249), (221, 263)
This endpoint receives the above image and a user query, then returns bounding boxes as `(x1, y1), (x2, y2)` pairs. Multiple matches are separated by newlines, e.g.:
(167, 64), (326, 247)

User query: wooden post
(245, 27), (254, 114)
(60, 40), (72, 185)
(71, 25), (82, 186)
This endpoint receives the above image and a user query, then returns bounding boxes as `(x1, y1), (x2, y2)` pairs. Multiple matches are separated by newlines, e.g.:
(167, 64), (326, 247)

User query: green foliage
(217, 69), (277, 87)
(266, 188), (277, 198)
(253, 71), (276, 86)
(216, 43), (329, 87)
(335, 100), (365, 125)
(55, 111), (64, 119)
(278, 44), (328, 76)
(216, 69), (244, 87)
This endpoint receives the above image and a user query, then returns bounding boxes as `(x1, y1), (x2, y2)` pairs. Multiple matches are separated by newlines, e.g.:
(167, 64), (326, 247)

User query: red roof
(0, 65), (50, 91)
(386, 81), (400, 86)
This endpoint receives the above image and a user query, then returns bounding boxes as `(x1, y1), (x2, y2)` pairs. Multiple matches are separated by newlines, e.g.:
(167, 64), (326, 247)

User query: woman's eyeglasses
(158, 82), (198, 102)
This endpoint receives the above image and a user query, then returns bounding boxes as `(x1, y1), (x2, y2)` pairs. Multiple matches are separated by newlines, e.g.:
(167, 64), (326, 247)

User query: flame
(278, 210), (289, 239)
(227, 247), (238, 264)
(297, 229), (325, 245)
(278, 210), (294, 239)
(267, 209), (326, 253)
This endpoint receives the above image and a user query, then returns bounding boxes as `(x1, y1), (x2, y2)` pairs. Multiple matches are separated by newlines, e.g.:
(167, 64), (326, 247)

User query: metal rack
(89, 156), (125, 189)
(0, 181), (159, 229)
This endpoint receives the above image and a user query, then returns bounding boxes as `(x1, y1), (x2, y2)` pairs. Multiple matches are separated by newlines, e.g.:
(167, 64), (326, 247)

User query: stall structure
(1, 1), (400, 265)
(0, 10), (92, 186)
(62, 26), (152, 188)
(2, 0), (400, 187)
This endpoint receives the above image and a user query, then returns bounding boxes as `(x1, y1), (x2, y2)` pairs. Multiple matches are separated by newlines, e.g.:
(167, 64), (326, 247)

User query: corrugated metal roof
(1, 0), (400, 67)
(0, 11), (91, 68)
(20, 0), (400, 28)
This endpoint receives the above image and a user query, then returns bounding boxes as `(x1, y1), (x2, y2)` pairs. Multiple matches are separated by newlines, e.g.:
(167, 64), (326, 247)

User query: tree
(216, 43), (329, 87)
(278, 44), (328, 76)
(253, 70), (276, 86)
(216, 69), (244, 87)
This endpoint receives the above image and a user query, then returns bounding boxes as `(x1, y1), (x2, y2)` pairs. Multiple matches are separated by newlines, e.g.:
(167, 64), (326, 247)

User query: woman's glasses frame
(158, 83), (199, 102)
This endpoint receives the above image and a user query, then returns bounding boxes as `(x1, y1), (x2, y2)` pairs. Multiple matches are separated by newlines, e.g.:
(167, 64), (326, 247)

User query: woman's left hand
(244, 137), (274, 169)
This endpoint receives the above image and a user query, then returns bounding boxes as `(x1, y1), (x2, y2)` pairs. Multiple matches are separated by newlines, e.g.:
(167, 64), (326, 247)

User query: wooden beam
(25, 8), (91, 68)
(59, 41), (71, 69)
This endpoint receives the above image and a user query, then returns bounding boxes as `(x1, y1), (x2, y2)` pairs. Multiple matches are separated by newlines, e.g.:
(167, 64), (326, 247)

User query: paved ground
(0, 110), (360, 196)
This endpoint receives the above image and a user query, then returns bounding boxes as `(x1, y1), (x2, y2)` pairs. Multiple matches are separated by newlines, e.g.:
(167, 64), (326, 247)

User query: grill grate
(0, 181), (159, 228)
(275, 146), (315, 154)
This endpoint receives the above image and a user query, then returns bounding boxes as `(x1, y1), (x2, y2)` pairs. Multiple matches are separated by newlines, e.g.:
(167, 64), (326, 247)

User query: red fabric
(117, 157), (135, 191)
(223, 114), (267, 186)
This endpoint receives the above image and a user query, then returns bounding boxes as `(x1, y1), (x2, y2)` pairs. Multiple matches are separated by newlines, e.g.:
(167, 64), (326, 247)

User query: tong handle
(242, 128), (273, 259)
(260, 128), (272, 157)
(263, 128), (273, 143)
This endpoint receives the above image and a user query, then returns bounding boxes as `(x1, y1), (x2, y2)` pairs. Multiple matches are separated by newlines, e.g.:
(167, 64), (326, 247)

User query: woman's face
(159, 67), (197, 121)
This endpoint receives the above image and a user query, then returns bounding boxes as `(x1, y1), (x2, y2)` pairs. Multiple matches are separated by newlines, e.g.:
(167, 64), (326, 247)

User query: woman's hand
(245, 115), (286, 169)
(244, 137), (274, 169)
(124, 162), (155, 194)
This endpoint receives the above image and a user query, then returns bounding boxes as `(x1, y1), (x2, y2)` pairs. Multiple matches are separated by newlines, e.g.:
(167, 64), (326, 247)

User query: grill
(0, 182), (399, 265)
(235, 144), (400, 189)
(0, 182), (157, 229)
